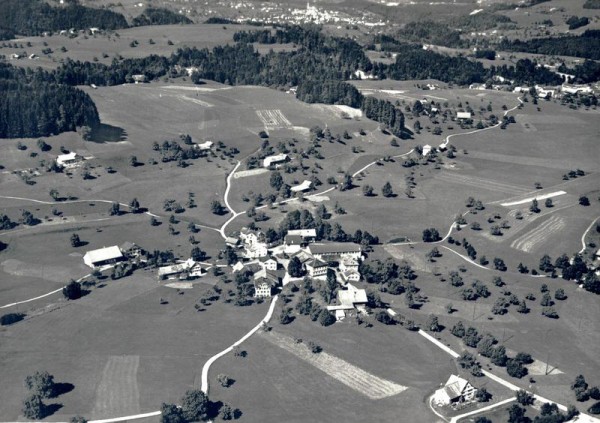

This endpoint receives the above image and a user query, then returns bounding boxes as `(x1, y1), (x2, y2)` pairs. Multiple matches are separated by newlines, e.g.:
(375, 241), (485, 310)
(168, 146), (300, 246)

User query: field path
(579, 216), (600, 254)
(200, 295), (279, 394)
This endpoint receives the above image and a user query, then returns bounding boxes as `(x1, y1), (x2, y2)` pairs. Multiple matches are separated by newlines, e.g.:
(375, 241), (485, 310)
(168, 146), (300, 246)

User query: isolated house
(308, 242), (361, 261)
(83, 246), (124, 268)
(456, 111), (472, 120)
(291, 180), (312, 193)
(422, 144), (432, 156)
(432, 375), (477, 406)
(263, 154), (289, 168)
(193, 141), (213, 151)
(56, 152), (83, 168)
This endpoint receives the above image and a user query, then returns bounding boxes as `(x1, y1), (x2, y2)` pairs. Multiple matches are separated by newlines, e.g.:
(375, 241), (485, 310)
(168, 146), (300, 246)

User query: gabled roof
(443, 375), (472, 399)
(290, 180), (312, 192)
(56, 152), (80, 164)
(259, 256), (277, 263)
(306, 258), (327, 269)
(120, 241), (138, 252)
(308, 242), (361, 255)
(284, 234), (304, 245)
(253, 268), (279, 283)
(84, 246), (123, 264)
(287, 229), (317, 238)
(158, 258), (196, 276)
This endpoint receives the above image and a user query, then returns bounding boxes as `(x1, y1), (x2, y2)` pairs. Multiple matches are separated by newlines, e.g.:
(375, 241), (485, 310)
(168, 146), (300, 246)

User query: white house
(119, 241), (143, 259)
(253, 268), (280, 298)
(284, 228), (316, 251)
(239, 228), (264, 246)
(432, 375), (477, 406)
(193, 141), (213, 151)
(338, 283), (368, 309)
(341, 270), (360, 282)
(422, 144), (432, 156)
(339, 257), (359, 273)
(245, 243), (268, 259)
(308, 242), (361, 261)
(263, 154), (289, 168)
(259, 256), (278, 271)
(56, 152), (83, 168)
(83, 246), (124, 268)
(132, 74), (147, 83)
(287, 229), (317, 239)
(291, 180), (312, 193)
(456, 111), (472, 120)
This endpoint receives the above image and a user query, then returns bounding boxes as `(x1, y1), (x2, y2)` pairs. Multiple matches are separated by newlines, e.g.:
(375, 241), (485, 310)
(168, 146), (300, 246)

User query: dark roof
(308, 242), (361, 255)
(285, 234), (305, 245)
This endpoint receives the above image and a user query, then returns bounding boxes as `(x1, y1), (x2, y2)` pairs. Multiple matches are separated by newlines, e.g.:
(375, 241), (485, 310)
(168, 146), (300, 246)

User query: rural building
(422, 144), (432, 156)
(291, 180), (313, 193)
(339, 257), (359, 273)
(341, 270), (360, 282)
(157, 258), (205, 280)
(232, 261), (245, 272)
(308, 242), (362, 261)
(83, 246), (124, 268)
(245, 242), (268, 258)
(456, 112), (472, 120)
(259, 256), (278, 271)
(253, 268), (280, 298)
(56, 152), (83, 168)
(338, 283), (368, 309)
(438, 143), (447, 151)
(193, 141), (213, 151)
(239, 228), (264, 246)
(432, 375), (477, 406)
(132, 74), (147, 83)
(225, 236), (240, 247)
(306, 258), (328, 277)
(284, 228), (317, 251)
(287, 229), (317, 240)
(119, 242), (143, 259)
(263, 154), (289, 168)
(562, 84), (592, 95)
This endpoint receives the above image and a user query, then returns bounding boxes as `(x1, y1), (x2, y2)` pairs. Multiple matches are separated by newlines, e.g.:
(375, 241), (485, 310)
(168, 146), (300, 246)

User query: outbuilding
(83, 246), (124, 268)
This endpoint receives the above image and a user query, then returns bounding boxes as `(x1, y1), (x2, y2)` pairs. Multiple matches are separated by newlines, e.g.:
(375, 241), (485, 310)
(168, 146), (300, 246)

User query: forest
(0, 0), (128, 39)
(132, 7), (193, 26)
(498, 30), (600, 61)
(0, 64), (99, 138)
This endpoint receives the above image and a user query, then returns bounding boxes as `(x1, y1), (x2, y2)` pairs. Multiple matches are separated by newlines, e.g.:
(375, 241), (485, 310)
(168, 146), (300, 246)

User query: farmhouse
(253, 268), (280, 298)
(83, 246), (124, 268)
(259, 256), (278, 271)
(432, 375), (477, 406)
(263, 154), (289, 168)
(306, 258), (328, 277)
(290, 180), (313, 193)
(339, 257), (359, 273)
(239, 228), (264, 246)
(327, 283), (368, 319)
(119, 241), (143, 259)
(422, 144), (432, 156)
(308, 242), (362, 261)
(456, 112), (472, 120)
(56, 152), (83, 168)
(157, 258), (205, 280)
(284, 228), (317, 251)
(245, 242), (268, 258)
(341, 270), (361, 282)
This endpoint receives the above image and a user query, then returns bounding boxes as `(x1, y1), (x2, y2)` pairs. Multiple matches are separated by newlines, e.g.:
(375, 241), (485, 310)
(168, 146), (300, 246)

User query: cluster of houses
(232, 226), (367, 319)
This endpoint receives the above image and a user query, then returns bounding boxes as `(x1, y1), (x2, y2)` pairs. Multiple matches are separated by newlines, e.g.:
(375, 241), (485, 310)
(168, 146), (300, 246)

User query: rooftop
(308, 242), (361, 255)
(84, 246), (123, 264)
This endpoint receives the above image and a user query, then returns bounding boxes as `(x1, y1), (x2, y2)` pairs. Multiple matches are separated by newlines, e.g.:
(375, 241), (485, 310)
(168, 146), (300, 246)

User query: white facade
(263, 154), (289, 168)
(432, 375), (477, 406)
(56, 152), (83, 168)
(456, 112), (472, 120)
(83, 246), (124, 268)
(254, 280), (272, 298)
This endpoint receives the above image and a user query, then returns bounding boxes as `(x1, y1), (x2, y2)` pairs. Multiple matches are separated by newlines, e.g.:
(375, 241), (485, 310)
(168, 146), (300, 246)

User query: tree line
(498, 30), (600, 61)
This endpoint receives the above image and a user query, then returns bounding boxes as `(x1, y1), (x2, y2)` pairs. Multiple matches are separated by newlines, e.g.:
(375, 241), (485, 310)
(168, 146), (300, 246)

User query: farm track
(260, 331), (408, 400)
(510, 215), (566, 253)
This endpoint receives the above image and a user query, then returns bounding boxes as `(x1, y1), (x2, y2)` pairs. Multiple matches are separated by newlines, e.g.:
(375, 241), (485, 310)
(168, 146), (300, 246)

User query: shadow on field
(207, 400), (242, 420)
(44, 403), (63, 417)
(52, 382), (75, 398)
(88, 124), (127, 143)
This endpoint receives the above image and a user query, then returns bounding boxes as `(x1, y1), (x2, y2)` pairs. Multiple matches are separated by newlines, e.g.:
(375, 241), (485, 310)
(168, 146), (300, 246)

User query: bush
(589, 402), (600, 415)
(62, 280), (82, 300)
(318, 309), (335, 326)
(22, 394), (46, 420)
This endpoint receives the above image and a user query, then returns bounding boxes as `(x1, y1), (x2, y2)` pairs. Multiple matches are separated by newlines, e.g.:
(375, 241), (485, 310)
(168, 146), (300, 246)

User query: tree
(545, 198), (553, 208)
(49, 189), (59, 201)
(506, 359), (528, 378)
(191, 247), (206, 262)
(530, 198), (540, 213)
(150, 216), (159, 226)
(220, 403), (234, 420)
(70, 416), (88, 423)
(555, 288), (567, 300)
(516, 390), (534, 406)
(160, 403), (185, 423)
(579, 196), (590, 206)
(270, 171), (283, 190)
(22, 394), (46, 420)
(279, 307), (293, 325)
(25, 371), (55, 398)
(539, 255), (554, 272)
(63, 280), (82, 300)
(210, 200), (225, 215)
(109, 202), (120, 216)
(426, 314), (441, 332)
(476, 387), (492, 402)
(508, 404), (527, 423)
(339, 173), (353, 191)
(451, 321), (466, 338)
(376, 310), (394, 325)
(318, 309), (335, 326)
(288, 256), (304, 277)
(381, 181), (394, 197)
(180, 390), (208, 422)
(129, 198), (140, 213)
(70, 233), (81, 247)
(422, 228), (441, 242)
(217, 374), (232, 387)
(362, 184), (374, 196)
(129, 155), (138, 166)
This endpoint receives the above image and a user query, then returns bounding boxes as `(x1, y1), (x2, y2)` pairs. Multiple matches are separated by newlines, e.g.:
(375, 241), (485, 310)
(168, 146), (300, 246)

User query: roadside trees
(62, 280), (82, 300)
